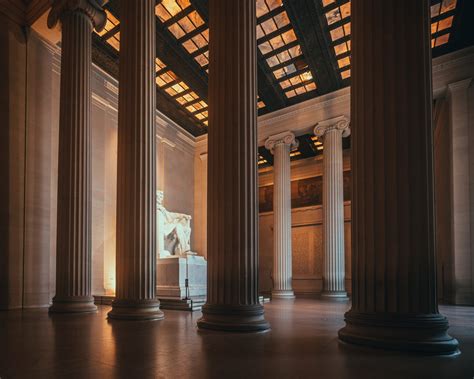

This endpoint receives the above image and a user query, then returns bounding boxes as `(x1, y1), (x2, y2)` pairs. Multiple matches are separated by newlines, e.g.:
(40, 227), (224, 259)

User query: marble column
(108, 0), (164, 321)
(338, 0), (459, 354)
(197, 0), (270, 332)
(199, 152), (208, 260)
(448, 78), (474, 305)
(48, 0), (106, 313)
(314, 116), (350, 300)
(265, 132), (298, 299)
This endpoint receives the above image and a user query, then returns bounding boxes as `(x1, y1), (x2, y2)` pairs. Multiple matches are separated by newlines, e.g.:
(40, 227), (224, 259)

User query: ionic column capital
(314, 115), (351, 139)
(48, 0), (108, 32)
(264, 131), (299, 154)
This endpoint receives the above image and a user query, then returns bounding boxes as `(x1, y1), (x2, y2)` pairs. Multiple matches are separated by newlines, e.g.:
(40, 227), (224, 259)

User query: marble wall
(258, 153), (352, 296)
(433, 98), (454, 303)
(447, 78), (474, 305)
(89, 71), (119, 296)
(0, 27), (196, 308)
(2, 8), (473, 308)
(0, 14), (27, 309)
(22, 28), (60, 308)
(0, 18), (62, 309)
(192, 48), (474, 304)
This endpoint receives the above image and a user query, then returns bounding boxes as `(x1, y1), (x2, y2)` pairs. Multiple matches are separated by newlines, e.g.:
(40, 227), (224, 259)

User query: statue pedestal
(157, 255), (207, 311)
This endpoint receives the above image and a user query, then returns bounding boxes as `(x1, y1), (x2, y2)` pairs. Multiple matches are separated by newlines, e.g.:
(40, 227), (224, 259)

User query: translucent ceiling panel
(154, 58), (208, 127)
(94, 10), (120, 52)
(156, 1), (210, 68)
(431, 0), (457, 47)
(256, 0), (317, 99)
(322, 0), (458, 80)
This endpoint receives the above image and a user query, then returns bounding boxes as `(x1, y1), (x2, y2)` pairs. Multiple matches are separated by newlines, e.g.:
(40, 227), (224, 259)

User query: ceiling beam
(284, 0), (342, 96)
(257, 24), (293, 45)
(261, 39), (299, 60)
(107, 0), (209, 103)
(92, 33), (205, 136)
(297, 135), (318, 159)
(258, 146), (274, 166)
(162, 6), (194, 28)
(436, 0), (474, 58)
(191, 0), (287, 112)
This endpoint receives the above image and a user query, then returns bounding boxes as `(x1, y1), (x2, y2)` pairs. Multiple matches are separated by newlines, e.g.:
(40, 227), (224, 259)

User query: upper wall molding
(258, 88), (350, 144)
(20, 23), (474, 152)
(447, 77), (472, 93)
(31, 27), (196, 156)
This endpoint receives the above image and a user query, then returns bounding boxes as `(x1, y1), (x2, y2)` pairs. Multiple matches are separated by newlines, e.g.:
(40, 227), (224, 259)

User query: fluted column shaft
(338, 0), (458, 355)
(108, 0), (163, 321)
(49, 0), (106, 313)
(197, 0), (269, 332)
(315, 117), (349, 299)
(265, 132), (298, 299)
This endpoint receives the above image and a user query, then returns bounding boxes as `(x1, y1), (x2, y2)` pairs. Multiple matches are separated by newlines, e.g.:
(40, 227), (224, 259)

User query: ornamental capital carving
(264, 131), (299, 154)
(313, 115), (351, 138)
(48, 0), (108, 32)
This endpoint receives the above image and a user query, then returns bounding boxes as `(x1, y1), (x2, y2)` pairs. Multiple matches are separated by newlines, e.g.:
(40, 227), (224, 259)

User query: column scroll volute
(48, 0), (108, 31)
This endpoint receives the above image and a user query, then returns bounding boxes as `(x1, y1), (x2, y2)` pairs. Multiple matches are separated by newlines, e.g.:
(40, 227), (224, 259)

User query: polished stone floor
(0, 299), (473, 378)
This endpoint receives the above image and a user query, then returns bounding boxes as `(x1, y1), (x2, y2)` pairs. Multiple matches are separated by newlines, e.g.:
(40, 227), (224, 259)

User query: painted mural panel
(259, 171), (351, 212)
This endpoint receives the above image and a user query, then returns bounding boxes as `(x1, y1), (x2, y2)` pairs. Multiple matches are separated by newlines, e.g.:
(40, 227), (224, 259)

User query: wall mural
(259, 171), (351, 213)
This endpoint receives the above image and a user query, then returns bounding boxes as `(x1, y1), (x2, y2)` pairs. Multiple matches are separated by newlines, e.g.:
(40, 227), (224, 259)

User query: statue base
(157, 254), (207, 311)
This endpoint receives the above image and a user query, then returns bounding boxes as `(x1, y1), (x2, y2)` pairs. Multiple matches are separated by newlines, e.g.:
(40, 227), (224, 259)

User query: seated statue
(157, 190), (192, 258)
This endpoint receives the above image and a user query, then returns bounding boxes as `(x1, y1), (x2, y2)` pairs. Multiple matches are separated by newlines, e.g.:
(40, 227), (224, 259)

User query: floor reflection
(0, 300), (472, 378)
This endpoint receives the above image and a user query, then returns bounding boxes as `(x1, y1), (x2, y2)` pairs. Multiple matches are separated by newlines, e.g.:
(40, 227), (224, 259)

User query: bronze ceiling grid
(90, 0), (473, 138)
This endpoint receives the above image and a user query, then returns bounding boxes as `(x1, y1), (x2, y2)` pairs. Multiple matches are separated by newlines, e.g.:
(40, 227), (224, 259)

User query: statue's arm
(169, 211), (192, 222)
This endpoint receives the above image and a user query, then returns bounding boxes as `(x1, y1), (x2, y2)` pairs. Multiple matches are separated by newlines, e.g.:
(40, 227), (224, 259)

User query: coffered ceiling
(91, 0), (474, 138)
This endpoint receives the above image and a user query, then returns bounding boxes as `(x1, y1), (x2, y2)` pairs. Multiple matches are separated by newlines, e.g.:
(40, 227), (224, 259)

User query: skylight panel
(94, 10), (120, 52)
(311, 136), (324, 151)
(256, 0), (317, 99)
(155, 1), (209, 68)
(96, 10), (118, 37)
(322, 0), (458, 80)
(94, 6), (208, 130)
(153, 58), (208, 127)
(322, 0), (351, 79)
(258, 154), (269, 166)
(431, 0), (457, 48)
(256, 0), (283, 18)
(155, 0), (191, 22)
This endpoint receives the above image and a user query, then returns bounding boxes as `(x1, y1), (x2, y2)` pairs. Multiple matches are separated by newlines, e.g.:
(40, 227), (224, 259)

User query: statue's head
(156, 190), (164, 206)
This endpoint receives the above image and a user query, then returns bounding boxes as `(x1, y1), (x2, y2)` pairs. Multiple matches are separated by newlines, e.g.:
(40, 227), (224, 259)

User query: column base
(272, 290), (295, 299)
(197, 304), (270, 332)
(338, 310), (460, 356)
(49, 296), (97, 313)
(107, 299), (164, 321)
(321, 291), (349, 300)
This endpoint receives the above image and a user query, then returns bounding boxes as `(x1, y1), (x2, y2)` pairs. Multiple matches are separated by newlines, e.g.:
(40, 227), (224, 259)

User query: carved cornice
(313, 115), (350, 138)
(48, 0), (107, 31)
(264, 131), (299, 154)
(447, 77), (472, 93)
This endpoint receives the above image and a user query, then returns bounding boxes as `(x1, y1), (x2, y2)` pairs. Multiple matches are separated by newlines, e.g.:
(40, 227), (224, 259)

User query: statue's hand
(175, 214), (191, 222)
